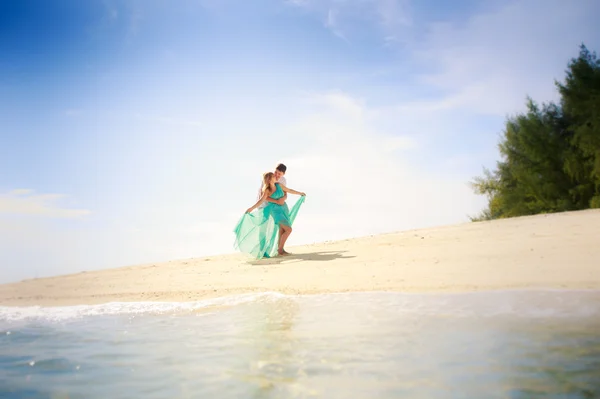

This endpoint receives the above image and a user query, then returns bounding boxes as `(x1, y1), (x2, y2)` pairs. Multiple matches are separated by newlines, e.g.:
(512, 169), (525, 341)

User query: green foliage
(471, 44), (600, 220)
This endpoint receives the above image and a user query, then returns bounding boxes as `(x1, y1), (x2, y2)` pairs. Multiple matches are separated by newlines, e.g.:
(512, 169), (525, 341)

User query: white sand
(1, 209), (599, 307)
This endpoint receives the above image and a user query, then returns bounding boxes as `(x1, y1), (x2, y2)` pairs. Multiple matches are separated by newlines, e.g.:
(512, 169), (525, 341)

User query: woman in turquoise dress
(233, 172), (306, 258)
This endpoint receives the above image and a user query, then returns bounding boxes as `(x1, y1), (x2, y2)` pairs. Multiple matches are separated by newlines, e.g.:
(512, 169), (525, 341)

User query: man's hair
(275, 163), (287, 173)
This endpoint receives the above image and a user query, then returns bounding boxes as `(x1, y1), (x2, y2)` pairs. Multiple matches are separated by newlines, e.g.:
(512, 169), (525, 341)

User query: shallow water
(1, 290), (600, 398)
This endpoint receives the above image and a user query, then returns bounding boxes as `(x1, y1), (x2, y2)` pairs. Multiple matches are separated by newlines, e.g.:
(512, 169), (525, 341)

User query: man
(257, 163), (287, 207)
(257, 163), (287, 257)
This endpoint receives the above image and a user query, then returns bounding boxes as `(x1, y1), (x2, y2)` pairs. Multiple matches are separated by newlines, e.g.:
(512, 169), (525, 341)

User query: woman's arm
(279, 183), (305, 196)
(246, 190), (269, 213)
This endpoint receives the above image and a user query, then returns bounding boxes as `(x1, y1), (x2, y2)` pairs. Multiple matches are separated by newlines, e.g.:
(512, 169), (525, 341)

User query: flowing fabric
(233, 183), (306, 259)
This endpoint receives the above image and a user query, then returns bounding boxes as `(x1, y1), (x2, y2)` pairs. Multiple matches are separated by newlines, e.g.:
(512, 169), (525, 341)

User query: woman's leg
(278, 223), (292, 255)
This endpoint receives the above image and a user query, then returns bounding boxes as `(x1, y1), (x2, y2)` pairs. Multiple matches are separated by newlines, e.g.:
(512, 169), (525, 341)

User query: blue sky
(1, 0), (599, 283)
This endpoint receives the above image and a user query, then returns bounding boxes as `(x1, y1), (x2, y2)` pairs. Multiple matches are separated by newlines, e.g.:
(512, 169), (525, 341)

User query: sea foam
(1, 289), (599, 323)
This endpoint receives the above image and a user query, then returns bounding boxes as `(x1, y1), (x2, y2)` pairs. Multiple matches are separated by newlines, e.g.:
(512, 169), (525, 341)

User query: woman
(234, 172), (306, 258)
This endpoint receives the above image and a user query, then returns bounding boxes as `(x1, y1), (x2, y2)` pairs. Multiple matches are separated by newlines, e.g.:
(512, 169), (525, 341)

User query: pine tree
(470, 44), (600, 220)
(556, 44), (600, 208)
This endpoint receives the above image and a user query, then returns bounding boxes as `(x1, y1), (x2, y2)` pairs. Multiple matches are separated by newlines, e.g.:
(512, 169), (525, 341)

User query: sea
(1, 289), (599, 398)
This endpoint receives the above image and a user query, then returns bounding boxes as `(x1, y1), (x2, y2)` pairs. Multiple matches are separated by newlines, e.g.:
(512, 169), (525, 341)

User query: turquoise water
(1, 290), (600, 398)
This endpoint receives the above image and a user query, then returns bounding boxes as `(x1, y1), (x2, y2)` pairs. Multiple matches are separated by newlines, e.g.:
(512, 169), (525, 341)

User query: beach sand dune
(1, 209), (599, 307)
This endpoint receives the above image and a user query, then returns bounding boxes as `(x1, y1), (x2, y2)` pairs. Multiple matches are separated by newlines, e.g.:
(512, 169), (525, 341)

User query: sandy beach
(1, 209), (599, 307)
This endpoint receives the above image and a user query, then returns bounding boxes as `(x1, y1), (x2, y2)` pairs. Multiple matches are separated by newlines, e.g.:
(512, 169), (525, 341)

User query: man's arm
(261, 183), (285, 205)
(265, 197), (284, 205)
(255, 180), (286, 205)
(279, 183), (305, 196)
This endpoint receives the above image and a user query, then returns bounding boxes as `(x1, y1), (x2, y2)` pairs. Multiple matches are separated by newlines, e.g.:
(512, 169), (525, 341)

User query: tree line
(470, 44), (600, 221)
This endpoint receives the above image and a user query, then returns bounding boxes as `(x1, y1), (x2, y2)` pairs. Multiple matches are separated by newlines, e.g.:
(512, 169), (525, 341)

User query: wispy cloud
(325, 8), (347, 41)
(102, 0), (119, 22)
(289, 0), (598, 116)
(65, 108), (82, 117)
(128, 3), (143, 37)
(0, 190), (90, 219)
(100, 0), (143, 38)
(133, 113), (204, 128)
(286, 0), (412, 42)
(286, 0), (309, 5)
(376, 0), (411, 28)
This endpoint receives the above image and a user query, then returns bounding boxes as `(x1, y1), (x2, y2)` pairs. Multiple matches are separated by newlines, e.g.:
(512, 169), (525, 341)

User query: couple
(233, 163), (306, 259)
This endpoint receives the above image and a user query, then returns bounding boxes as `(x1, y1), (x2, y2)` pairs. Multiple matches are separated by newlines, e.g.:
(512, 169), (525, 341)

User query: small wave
(1, 289), (599, 323)
(0, 292), (286, 322)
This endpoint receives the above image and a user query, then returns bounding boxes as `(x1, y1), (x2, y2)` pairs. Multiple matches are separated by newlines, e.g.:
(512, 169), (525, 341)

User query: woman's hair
(262, 172), (274, 194)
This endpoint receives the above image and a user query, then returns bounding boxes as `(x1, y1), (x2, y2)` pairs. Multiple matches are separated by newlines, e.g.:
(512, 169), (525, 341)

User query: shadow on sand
(247, 250), (355, 266)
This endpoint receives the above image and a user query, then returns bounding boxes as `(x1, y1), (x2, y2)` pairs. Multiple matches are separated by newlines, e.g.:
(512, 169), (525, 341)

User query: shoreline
(3, 284), (600, 308)
(1, 209), (599, 307)
(3, 286), (600, 306)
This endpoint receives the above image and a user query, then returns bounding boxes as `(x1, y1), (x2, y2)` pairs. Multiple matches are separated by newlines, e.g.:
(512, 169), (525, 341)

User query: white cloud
(307, 90), (366, 118)
(411, 0), (600, 115)
(0, 190), (91, 282)
(7, 189), (33, 196)
(260, 91), (486, 245)
(0, 190), (90, 219)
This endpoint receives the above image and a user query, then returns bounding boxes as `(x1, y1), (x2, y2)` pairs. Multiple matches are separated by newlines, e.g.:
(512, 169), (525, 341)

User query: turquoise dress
(233, 183), (305, 259)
